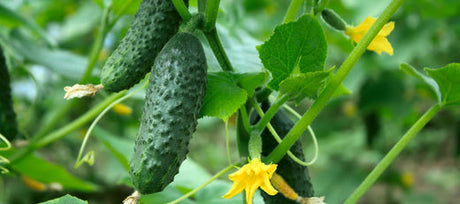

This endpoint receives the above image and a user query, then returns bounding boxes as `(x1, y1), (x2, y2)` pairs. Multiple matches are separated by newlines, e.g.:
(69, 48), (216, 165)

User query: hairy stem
(345, 104), (441, 203)
(203, 28), (234, 72)
(284, 0), (304, 23)
(172, 0), (191, 21)
(205, 0), (220, 30)
(265, 0), (406, 163)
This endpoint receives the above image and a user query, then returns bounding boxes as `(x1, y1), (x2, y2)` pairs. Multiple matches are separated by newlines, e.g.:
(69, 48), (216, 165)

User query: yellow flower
(112, 103), (132, 115)
(345, 16), (394, 55)
(223, 158), (278, 204)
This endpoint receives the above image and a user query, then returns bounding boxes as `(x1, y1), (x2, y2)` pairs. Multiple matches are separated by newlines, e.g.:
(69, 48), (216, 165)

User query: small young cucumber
(0, 47), (18, 141)
(129, 32), (207, 194)
(100, 0), (186, 92)
(251, 101), (314, 203)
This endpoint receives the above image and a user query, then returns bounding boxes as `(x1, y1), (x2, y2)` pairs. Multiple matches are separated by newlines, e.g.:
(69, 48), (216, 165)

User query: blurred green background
(0, 0), (459, 203)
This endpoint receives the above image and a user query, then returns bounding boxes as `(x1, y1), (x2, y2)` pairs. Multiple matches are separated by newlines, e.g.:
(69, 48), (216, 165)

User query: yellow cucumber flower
(345, 16), (394, 55)
(223, 158), (278, 204)
(112, 103), (132, 115)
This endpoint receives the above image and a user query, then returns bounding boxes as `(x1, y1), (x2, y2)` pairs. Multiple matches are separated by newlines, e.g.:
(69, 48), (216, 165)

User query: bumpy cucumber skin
(0, 48), (18, 141)
(251, 102), (314, 203)
(129, 32), (207, 194)
(101, 0), (184, 92)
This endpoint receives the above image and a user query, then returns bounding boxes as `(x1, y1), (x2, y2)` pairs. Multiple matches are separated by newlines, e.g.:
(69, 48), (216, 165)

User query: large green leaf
(2, 149), (98, 191)
(258, 14), (327, 90)
(0, 30), (87, 80)
(425, 63), (460, 106)
(57, 1), (102, 43)
(0, 3), (55, 46)
(200, 72), (267, 120)
(92, 127), (133, 172)
(279, 70), (331, 103)
(93, 0), (142, 16)
(39, 195), (87, 204)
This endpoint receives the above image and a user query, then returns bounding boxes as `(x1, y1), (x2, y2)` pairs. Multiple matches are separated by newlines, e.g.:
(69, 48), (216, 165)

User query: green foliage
(258, 14), (327, 90)
(39, 195), (87, 204)
(2, 149), (98, 191)
(279, 70), (331, 103)
(425, 63), (460, 106)
(200, 72), (267, 120)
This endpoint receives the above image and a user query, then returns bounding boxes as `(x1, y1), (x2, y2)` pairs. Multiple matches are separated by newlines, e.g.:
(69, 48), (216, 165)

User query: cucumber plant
(3, 0), (460, 204)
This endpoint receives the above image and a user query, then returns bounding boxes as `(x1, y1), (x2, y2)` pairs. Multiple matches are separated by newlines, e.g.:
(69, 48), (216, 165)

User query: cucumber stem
(205, 0), (220, 30)
(203, 28), (234, 72)
(265, 0), (406, 164)
(284, 0), (304, 23)
(182, 14), (204, 33)
(345, 104), (441, 203)
(172, 0), (191, 21)
(251, 95), (289, 136)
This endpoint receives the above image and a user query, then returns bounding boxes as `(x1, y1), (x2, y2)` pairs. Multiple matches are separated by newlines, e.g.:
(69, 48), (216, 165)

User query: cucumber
(129, 32), (207, 194)
(0, 47), (18, 141)
(250, 101), (314, 203)
(100, 0), (186, 92)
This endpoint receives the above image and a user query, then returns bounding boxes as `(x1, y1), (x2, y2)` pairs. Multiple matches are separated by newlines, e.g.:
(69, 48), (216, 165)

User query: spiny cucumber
(100, 0), (186, 92)
(129, 32), (207, 194)
(251, 101), (314, 203)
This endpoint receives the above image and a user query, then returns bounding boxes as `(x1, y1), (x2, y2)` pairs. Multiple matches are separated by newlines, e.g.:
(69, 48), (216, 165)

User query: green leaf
(200, 72), (267, 120)
(0, 30), (87, 80)
(39, 195), (87, 204)
(425, 63), (460, 106)
(57, 1), (102, 43)
(3, 149), (98, 191)
(0, 3), (55, 46)
(92, 127), (133, 172)
(112, 0), (142, 17)
(279, 70), (331, 103)
(258, 14), (327, 90)
(400, 63), (440, 101)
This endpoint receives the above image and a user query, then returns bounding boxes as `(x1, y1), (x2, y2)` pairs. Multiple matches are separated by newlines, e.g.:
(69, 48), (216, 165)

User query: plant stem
(203, 28), (234, 72)
(239, 105), (251, 133)
(168, 160), (244, 204)
(345, 104), (440, 203)
(9, 91), (126, 163)
(252, 95), (289, 135)
(198, 0), (207, 13)
(172, 0), (191, 21)
(265, 0), (406, 164)
(183, 14), (204, 33)
(81, 6), (111, 83)
(283, 0), (304, 23)
(205, 0), (220, 30)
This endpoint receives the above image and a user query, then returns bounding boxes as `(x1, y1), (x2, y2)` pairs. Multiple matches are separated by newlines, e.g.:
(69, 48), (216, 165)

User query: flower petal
(223, 180), (246, 199)
(378, 21), (395, 36)
(367, 36), (394, 55)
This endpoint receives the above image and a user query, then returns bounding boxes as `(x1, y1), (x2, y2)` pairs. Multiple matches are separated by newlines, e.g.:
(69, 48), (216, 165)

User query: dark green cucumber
(0, 47), (18, 141)
(100, 0), (186, 92)
(250, 101), (314, 203)
(129, 32), (207, 194)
